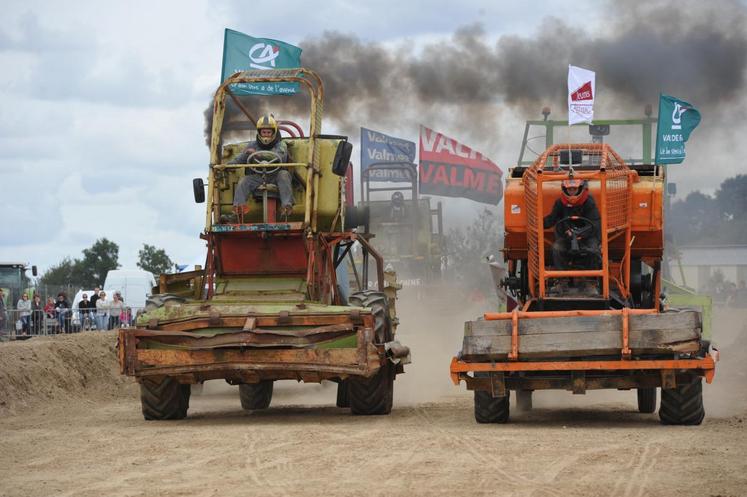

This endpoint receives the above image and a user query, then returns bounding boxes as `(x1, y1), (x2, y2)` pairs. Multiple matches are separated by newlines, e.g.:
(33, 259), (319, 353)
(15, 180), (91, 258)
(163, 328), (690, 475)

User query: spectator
(121, 305), (132, 328)
(16, 293), (31, 335)
(0, 288), (6, 335)
(55, 292), (72, 333)
(78, 293), (94, 331)
(90, 287), (100, 314)
(95, 291), (109, 331)
(109, 292), (124, 330)
(31, 294), (44, 334)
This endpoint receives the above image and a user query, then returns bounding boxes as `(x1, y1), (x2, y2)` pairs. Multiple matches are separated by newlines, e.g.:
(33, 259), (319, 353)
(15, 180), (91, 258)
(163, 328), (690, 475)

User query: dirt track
(1, 299), (746, 497)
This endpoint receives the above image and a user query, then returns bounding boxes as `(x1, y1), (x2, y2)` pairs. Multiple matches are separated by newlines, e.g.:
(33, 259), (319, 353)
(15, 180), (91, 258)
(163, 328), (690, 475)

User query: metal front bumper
(117, 315), (386, 383)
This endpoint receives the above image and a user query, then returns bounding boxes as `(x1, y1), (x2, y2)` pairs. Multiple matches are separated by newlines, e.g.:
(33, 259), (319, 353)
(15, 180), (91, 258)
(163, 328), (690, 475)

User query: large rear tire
(659, 379), (705, 425)
(349, 364), (394, 415)
(239, 381), (274, 410)
(637, 387), (657, 413)
(140, 377), (190, 420)
(474, 390), (510, 423)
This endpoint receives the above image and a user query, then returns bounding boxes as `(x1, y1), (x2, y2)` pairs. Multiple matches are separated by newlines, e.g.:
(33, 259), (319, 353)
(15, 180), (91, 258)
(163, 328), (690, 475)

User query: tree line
(669, 174), (747, 246)
(39, 239), (174, 289)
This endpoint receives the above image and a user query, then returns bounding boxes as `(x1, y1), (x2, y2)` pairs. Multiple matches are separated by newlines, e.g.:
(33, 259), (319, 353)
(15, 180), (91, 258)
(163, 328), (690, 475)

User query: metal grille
(524, 144), (632, 297)
(524, 166), (540, 294)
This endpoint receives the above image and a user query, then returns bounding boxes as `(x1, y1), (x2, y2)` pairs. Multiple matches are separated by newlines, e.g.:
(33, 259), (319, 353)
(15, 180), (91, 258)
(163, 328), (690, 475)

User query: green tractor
(118, 68), (410, 420)
(359, 162), (444, 286)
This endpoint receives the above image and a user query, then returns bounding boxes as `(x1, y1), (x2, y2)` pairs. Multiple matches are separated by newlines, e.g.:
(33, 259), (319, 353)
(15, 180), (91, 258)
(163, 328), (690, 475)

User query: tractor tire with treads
(336, 380), (350, 408)
(474, 390), (510, 423)
(347, 290), (395, 415)
(140, 377), (190, 420)
(637, 387), (657, 413)
(239, 381), (274, 410)
(348, 364), (394, 415)
(659, 379), (705, 425)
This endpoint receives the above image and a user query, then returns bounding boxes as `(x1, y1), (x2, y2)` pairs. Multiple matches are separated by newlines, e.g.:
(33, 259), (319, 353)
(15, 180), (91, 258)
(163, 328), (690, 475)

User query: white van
(103, 269), (156, 312)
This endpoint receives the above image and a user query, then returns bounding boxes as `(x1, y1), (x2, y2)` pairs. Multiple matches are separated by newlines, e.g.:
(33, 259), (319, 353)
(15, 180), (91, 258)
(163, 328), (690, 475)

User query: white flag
(568, 65), (595, 125)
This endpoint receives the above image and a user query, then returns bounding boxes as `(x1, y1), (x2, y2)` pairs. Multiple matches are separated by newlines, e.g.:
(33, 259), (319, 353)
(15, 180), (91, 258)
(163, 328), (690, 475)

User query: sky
(1, 0), (745, 274)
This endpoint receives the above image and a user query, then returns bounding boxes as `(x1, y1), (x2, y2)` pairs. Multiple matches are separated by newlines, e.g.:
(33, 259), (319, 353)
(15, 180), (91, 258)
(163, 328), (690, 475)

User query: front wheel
(637, 387), (657, 413)
(336, 380), (350, 408)
(239, 381), (274, 410)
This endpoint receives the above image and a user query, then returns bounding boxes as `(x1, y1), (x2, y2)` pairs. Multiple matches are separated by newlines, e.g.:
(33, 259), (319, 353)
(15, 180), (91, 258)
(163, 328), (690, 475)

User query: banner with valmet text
(418, 126), (503, 205)
(221, 29), (302, 96)
(360, 127), (417, 182)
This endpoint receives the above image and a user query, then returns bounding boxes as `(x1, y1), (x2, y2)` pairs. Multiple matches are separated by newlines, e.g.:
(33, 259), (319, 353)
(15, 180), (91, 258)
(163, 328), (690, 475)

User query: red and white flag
(568, 65), (595, 125)
(418, 126), (503, 205)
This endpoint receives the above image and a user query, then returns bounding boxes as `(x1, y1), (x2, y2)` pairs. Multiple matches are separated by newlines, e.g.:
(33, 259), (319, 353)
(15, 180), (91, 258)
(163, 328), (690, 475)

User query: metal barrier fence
(0, 306), (144, 340)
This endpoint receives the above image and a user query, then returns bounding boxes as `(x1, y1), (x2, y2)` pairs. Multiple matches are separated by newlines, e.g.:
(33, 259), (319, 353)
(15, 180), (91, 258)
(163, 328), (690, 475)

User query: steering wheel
(246, 150), (283, 175)
(555, 216), (595, 242)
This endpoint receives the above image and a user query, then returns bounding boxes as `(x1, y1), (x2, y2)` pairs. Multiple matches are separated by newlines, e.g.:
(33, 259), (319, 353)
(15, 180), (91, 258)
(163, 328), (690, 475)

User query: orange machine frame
(450, 144), (715, 390)
(524, 144), (635, 302)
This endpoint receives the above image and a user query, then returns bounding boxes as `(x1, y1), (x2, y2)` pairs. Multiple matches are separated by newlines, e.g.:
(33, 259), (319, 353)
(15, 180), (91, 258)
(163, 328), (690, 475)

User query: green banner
(220, 29), (302, 96)
(655, 94), (701, 164)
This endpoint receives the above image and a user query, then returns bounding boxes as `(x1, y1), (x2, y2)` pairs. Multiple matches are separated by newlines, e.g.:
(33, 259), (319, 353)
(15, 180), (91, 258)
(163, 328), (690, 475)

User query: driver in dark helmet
(543, 178), (601, 270)
(389, 191), (407, 221)
(230, 114), (293, 219)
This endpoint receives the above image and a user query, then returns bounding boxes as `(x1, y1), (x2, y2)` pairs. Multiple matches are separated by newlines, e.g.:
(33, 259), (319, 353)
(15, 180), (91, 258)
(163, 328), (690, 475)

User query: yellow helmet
(256, 114), (279, 146)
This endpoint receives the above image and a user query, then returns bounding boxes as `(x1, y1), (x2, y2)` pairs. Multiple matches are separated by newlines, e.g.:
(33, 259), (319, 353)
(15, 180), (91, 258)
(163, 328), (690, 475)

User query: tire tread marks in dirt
(140, 377), (190, 420)
(659, 379), (705, 425)
(239, 381), (274, 410)
(347, 290), (394, 415)
(474, 390), (510, 423)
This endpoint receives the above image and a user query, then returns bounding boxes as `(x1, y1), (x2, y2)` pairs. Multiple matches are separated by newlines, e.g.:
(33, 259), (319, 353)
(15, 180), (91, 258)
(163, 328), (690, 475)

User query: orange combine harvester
(450, 143), (716, 424)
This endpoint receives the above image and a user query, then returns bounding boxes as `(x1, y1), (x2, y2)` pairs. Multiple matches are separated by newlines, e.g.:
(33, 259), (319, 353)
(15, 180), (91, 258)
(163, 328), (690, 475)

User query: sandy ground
(1, 293), (746, 497)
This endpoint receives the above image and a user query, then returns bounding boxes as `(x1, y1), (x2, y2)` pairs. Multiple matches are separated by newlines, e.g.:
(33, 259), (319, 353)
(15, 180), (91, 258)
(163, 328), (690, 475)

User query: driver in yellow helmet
(230, 114), (293, 217)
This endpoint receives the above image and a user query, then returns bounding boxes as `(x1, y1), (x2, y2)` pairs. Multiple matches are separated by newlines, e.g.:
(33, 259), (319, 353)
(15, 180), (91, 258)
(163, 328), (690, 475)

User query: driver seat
(253, 183), (279, 223)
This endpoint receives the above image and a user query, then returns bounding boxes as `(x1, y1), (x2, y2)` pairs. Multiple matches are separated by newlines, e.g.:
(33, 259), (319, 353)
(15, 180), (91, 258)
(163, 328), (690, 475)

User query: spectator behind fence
(0, 288), (6, 335)
(90, 287), (100, 311)
(31, 294), (43, 334)
(17, 293), (31, 335)
(109, 292), (124, 330)
(96, 291), (109, 331)
(78, 293), (94, 331)
(55, 292), (72, 333)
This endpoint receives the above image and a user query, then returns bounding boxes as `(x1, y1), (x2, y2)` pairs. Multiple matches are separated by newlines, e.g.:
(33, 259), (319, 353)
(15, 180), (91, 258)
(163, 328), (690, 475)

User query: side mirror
(32, 265), (38, 277)
(193, 178), (205, 203)
(332, 141), (353, 176)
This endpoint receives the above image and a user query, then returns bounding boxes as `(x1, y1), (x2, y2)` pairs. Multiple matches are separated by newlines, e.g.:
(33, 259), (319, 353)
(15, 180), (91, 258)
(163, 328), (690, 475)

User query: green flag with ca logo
(655, 94), (701, 164)
(220, 29), (302, 96)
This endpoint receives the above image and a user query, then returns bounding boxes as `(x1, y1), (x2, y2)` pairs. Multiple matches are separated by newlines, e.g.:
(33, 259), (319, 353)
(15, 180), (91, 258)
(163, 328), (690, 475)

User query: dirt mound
(0, 331), (136, 415)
